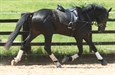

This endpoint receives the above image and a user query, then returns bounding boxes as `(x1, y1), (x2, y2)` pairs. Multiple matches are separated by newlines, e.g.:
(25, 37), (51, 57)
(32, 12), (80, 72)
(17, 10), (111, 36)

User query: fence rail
(0, 18), (115, 47)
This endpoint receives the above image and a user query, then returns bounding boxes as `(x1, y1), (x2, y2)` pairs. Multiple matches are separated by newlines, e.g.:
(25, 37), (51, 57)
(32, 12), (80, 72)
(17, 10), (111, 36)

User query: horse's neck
(83, 11), (96, 22)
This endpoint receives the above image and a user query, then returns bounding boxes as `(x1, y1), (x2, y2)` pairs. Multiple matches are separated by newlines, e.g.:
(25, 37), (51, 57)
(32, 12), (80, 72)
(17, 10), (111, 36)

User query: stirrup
(68, 22), (73, 29)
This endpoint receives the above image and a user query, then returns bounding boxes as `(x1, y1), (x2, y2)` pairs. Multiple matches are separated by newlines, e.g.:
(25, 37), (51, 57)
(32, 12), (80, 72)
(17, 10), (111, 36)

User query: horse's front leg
(62, 38), (83, 63)
(83, 33), (107, 65)
(44, 34), (61, 68)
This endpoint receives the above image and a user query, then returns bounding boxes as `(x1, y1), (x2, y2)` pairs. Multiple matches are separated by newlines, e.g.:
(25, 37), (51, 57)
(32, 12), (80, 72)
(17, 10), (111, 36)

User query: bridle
(77, 12), (107, 30)
(98, 23), (105, 27)
(97, 14), (107, 28)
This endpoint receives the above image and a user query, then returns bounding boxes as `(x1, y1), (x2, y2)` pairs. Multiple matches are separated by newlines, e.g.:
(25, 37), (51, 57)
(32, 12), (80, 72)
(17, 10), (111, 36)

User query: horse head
(82, 4), (112, 32)
(96, 8), (112, 32)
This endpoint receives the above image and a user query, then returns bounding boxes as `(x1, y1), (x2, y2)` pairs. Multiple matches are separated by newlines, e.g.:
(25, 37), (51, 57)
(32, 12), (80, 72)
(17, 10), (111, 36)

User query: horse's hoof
(62, 56), (70, 64)
(57, 64), (62, 68)
(11, 60), (17, 66)
(100, 59), (107, 65)
(56, 62), (62, 68)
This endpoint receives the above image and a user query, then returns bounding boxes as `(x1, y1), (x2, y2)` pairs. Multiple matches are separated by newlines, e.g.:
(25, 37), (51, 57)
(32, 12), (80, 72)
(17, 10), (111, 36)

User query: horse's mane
(81, 4), (107, 12)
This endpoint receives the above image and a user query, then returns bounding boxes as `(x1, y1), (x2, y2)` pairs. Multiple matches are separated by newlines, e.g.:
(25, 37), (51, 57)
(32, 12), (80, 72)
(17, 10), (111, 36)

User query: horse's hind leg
(11, 32), (39, 65)
(44, 34), (61, 68)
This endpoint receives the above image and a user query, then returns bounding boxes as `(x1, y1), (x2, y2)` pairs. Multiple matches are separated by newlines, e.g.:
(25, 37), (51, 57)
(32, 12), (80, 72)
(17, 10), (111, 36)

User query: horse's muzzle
(98, 27), (105, 33)
(98, 23), (106, 32)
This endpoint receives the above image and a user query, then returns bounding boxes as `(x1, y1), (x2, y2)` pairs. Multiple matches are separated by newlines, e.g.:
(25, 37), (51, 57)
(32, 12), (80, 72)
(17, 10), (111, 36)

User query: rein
(77, 11), (106, 30)
(77, 12), (106, 32)
(76, 12), (94, 30)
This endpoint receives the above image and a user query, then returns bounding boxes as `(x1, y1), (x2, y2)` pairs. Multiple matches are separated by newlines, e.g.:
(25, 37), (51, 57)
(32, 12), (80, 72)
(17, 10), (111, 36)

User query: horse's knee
(89, 45), (97, 52)
(44, 45), (50, 50)
(44, 45), (51, 55)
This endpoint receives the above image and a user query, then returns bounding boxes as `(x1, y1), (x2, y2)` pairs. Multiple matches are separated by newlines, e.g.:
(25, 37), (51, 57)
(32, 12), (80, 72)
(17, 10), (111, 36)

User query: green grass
(0, 0), (115, 56)
(0, 0), (115, 19)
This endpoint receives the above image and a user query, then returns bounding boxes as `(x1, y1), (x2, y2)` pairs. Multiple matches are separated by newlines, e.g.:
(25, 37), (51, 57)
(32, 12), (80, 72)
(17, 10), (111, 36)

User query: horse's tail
(4, 12), (33, 50)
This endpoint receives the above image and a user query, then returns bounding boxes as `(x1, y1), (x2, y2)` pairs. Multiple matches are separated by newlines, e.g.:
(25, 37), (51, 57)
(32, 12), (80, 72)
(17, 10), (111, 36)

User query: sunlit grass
(0, 0), (115, 56)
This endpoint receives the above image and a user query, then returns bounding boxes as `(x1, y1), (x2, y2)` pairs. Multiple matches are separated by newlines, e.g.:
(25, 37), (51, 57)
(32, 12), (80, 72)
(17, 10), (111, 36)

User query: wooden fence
(0, 18), (115, 48)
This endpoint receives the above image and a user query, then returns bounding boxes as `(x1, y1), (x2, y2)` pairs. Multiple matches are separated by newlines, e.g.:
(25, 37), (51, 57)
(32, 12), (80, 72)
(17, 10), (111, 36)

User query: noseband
(97, 14), (107, 28)
(98, 23), (105, 27)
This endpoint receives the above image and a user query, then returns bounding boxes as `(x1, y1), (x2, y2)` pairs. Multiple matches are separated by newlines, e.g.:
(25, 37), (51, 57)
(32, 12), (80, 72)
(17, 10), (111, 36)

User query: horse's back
(33, 9), (53, 20)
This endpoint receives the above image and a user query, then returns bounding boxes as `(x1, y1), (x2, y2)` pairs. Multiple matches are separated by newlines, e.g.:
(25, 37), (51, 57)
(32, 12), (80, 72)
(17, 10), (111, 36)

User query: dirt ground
(0, 55), (115, 75)
(0, 63), (115, 75)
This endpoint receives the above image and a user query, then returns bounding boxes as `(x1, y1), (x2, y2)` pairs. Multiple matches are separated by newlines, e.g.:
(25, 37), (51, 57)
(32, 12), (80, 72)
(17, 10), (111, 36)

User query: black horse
(5, 4), (112, 67)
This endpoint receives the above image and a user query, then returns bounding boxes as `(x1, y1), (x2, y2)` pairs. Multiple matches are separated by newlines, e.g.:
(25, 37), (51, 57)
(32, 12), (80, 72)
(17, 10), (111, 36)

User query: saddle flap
(65, 7), (79, 22)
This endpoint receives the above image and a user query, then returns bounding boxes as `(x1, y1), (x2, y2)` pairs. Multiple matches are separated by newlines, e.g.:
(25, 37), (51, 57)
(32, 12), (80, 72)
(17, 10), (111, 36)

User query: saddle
(57, 4), (79, 29)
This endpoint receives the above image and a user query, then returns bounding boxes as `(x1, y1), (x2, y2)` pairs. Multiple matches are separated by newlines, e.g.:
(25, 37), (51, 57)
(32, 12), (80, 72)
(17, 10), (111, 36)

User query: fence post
(89, 26), (92, 52)
(21, 13), (31, 54)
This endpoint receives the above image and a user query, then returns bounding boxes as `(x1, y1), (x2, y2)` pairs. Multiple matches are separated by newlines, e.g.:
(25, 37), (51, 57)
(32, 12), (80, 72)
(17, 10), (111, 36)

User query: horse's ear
(108, 8), (112, 13)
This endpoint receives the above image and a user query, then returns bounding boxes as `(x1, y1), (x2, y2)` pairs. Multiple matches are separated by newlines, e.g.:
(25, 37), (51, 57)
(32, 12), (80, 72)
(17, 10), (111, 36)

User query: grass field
(0, 0), (115, 56)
